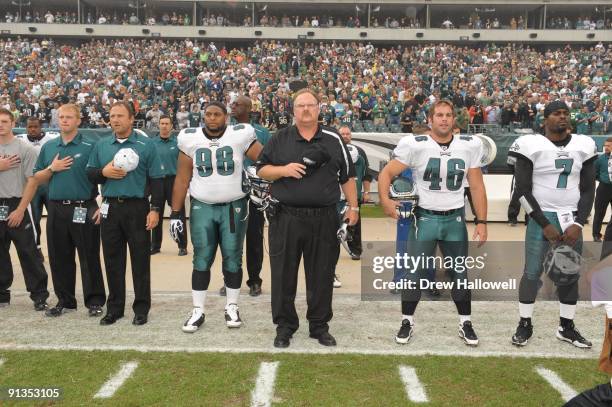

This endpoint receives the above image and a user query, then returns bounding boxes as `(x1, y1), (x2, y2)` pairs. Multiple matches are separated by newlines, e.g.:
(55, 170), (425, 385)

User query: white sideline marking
(535, 366), (577, 402)
(0, 358), (4, 367)
(399, 365), (428, 403)
(251, 362), (279, 407)
(93, 361), (139, 399)
(0, 343), (598, 360)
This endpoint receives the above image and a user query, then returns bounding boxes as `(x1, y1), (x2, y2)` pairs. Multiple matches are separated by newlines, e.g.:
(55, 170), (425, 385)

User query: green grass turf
(360, 204), (386, 218)
(0, 351), (607, 406)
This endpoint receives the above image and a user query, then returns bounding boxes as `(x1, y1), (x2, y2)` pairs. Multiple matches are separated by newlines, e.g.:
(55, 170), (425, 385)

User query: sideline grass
(0, 350), (606, 406)
(360, 204), (385, 218)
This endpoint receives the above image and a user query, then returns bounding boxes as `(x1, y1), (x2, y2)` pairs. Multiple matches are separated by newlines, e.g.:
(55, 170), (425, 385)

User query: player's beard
(204, 124), (226, 138)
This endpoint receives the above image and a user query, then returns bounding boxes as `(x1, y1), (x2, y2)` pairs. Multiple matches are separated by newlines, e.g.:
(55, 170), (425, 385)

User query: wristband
(47, 165), (54, 173)
(150, 206), (161, 213)
(474, 220), (487, 225)
(572, 222), (584, 229)
(349, 207), (359, 212)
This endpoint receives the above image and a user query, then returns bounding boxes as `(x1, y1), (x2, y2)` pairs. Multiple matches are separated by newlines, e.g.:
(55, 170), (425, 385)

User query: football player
(170, 102), (263, 333)
(508, 100), (597, 348)
(379, 100), (488, 346)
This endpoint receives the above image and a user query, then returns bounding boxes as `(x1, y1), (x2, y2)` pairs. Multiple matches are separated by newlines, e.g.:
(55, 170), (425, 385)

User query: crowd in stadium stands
(0, 37), (610, 134)
(547, 16), (611, 30)
(4, 8), (612, 30)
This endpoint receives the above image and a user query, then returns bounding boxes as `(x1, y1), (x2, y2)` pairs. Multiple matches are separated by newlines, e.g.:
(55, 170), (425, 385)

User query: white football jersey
(178, 124), (257, 204)
(509, 134), (597, 212)
(16, 131), (60, 155)
(392, 134), (483, 211)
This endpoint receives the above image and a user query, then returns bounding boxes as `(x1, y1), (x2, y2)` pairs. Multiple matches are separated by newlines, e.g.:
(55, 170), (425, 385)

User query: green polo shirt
(594, 153), (612, 184)
(153, 134), (179, 176)
(244, 124), (271, 167)
(33, 133), (97, 200)
(86, 131), (164, 198)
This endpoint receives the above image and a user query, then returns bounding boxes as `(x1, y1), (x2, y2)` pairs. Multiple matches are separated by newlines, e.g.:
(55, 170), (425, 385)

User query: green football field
(0, 350), (607, 406)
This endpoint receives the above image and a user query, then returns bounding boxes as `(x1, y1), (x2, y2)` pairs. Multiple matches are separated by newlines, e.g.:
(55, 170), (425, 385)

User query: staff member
(257, 88), (358, 348)
(0, 107), (49, 310)
(593, 138), (612, 243)
(87, 101), (164, 326)
(150, 115), (187, 256)
(33, 104), (106, 317)
(17, 117), (59, 261)
(220, 96), (271, 297)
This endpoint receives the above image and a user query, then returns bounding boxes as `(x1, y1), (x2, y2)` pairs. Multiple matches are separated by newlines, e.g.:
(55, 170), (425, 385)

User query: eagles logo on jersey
(178, 124), (257, 204)
(508, 134), (597, 212)
(391, 134), (483, 211)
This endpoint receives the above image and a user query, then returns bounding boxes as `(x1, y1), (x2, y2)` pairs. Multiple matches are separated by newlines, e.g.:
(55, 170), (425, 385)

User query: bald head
(231, 96), (252, 123)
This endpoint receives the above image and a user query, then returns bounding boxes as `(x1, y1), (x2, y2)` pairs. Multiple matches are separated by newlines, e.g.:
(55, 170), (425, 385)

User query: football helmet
(245, 166), (275, 210)
(389, 176), (418, 219)
(542, 244), (582, 286)
(474, 134), (497, 166)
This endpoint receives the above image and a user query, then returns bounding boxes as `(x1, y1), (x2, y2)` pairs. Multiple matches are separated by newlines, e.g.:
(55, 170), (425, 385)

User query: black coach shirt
(257, 125), (355, 207)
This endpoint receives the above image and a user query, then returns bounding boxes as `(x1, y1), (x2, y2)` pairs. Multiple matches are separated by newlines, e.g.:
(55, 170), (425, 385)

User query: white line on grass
(251, 361), (279, 407)
(93, 361), (139, 399)
(0, 358), (4, 367)
(399, 365), (428, 403)
(0, 343), (598, 360)
(535, 366), (577, 402)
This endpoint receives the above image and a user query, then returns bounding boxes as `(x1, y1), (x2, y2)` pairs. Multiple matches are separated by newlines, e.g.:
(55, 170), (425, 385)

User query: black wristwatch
(474, 220), (487, 225)
(150, 206), (161, 213)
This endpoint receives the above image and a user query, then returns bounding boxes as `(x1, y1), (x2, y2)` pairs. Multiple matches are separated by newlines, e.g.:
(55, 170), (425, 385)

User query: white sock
(606, 304), (612, 318)
(519, 302), (535, 319)
(402, 315), (414, 325)
(226, 287), (240, 307)
(192, 290), (207, 312)
(559, 303), (576, 320)
(459, 315), (471, 324)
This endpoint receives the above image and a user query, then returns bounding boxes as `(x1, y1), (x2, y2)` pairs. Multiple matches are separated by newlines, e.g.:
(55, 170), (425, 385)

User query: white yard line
(0, 358), (4, 367)
(93, 361), (139, 399)
(0, 343), (598, 359)
(251, 362), (279, 407)
(535, 366), (578, 402)
(399, 365), (429, 403)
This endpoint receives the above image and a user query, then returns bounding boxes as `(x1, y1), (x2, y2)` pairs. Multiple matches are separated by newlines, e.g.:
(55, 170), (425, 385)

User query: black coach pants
(0, 197), (48, 304)
(47, 200), (105, 309)
(151, 175), (187, 251)
(593, 182), (612, 239)
(101, 198), (151, 316)
(246, 200), (264, 287)
(269, 205), (339, 337)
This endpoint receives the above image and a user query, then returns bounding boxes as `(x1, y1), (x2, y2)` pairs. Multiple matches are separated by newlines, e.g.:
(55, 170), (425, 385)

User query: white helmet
(113, 148), (139, 172)
(474, 134), (497, 166)
(245, 166), (273, 208)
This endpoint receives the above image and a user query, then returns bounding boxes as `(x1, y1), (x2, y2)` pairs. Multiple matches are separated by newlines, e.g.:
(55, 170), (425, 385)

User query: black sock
(560, 317), (573, 328)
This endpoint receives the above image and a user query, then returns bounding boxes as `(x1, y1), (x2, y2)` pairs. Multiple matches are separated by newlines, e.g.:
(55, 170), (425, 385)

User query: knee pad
(192, 269), (211, 291)
(223, 269), (243, 289)
(557, 281), (579, 304)
(519, 274), (541, 303)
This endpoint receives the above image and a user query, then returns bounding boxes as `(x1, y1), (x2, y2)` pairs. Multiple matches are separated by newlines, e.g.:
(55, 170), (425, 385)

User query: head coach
(257, 88), (359, 348)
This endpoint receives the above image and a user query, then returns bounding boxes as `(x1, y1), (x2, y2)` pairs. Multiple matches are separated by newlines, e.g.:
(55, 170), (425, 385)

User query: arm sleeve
(149, 177), (164, 209)
(575, 157), (596, 226)
(255, 132), (278, 171)
(32, 144), (49, 174)
(21, 144), (38, 178)
(339, 142), (356, 184)
(86, 168), (106, 184)
(391, 136), (413, 167)
(512, 154), (550, 228)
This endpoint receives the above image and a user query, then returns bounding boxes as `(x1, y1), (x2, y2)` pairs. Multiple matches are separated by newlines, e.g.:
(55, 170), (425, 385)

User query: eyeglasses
(294, 103), (318, 110)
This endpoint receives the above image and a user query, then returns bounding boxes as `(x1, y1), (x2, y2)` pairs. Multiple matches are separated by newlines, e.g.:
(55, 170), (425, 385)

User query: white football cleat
(182, 308), (205, 333)
(225, 303), (242, 328)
